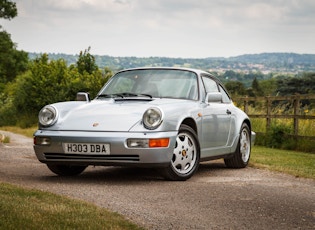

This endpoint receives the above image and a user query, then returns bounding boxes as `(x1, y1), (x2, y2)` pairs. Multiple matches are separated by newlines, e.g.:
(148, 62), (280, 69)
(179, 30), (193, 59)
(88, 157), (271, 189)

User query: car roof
(115, 67), (225, 85)
(115, 67), (211, 76)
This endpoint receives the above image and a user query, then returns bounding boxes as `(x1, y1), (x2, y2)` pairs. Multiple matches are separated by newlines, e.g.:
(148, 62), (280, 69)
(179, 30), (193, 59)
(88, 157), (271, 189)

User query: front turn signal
(149, 138), (170, 148)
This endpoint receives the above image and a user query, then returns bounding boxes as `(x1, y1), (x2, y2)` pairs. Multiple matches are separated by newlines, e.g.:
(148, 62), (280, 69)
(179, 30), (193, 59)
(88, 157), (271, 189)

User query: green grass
(0, 134), (10, 143)
(0, 126), (37, 139)
(250, 146), (315, 179)
(0, 182), (143, 230)
(251, 118), (315, 137)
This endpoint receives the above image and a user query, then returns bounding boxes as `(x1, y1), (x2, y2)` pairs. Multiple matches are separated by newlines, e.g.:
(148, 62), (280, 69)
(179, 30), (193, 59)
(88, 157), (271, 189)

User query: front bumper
(251, 131), (256, 146)
(33, 130), (177, 167)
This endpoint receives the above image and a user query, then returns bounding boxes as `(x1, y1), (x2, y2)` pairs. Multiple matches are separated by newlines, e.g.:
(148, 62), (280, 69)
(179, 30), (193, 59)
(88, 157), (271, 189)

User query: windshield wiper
(138, 94), (153, 98)
(97, 94), (124, 98)
(122, 93), (153, 98)
(97, 93), (153, 99)
(120, 92), (138, 97)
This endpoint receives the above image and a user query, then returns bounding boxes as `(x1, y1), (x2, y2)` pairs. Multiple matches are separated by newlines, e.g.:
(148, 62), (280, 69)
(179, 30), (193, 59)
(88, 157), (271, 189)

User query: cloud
(2, 0), (315, 57)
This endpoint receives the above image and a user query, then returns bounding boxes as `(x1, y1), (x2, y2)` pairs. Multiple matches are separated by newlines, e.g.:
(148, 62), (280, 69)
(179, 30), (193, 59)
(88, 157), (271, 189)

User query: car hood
(51, 98), (194, 132)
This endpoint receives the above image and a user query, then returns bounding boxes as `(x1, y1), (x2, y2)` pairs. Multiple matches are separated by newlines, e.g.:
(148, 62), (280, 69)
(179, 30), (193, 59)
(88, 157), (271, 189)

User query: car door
(200, 76), (232, 156)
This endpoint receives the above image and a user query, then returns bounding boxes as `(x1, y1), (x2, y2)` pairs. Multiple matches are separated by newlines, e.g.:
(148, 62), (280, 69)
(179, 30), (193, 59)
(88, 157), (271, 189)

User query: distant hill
(28, 52), (315, 73)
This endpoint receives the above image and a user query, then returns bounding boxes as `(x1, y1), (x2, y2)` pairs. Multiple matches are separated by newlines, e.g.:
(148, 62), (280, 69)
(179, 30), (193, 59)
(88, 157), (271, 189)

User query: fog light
(34, 137), (51, 146)
(127, 139), (149, 148)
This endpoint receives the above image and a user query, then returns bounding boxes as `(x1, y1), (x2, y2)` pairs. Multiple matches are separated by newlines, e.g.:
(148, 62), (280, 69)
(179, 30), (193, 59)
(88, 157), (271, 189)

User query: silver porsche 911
(34, 67), (255, 180)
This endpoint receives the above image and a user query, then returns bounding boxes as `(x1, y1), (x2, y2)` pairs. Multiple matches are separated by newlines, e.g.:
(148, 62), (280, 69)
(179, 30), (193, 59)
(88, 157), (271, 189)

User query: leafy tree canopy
(1, 53), (109, 127)
(0, 0), (28, 84)
(276, 72), (315, 96)
(0, 30), (28, 83)
(0, 0), (17, 20)
(251, 77), (264, 97)
(225, 81), (246, 97)
(77, 47), (98, 74)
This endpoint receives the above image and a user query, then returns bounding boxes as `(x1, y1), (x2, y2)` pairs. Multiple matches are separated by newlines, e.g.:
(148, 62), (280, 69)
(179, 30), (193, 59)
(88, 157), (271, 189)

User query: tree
(251, 77), (264, 96)
(3, 53), (110, 127)
(0, 30), (28, 83)
(223, 70), (239, 81)
(259, 78), (277, 96)
(0, 0), (28, 84)
(225, 81), (246, 96)
(276, 72), (315, 96)
(77, 47), (98, 74)
(11, 54), (71, 125)
(0, 0), (17, 20)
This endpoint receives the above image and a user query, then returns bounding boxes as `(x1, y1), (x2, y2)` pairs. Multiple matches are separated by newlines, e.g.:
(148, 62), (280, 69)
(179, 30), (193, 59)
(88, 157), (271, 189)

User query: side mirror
(206, 92), (222, 103)
(76, 92), (90, 102)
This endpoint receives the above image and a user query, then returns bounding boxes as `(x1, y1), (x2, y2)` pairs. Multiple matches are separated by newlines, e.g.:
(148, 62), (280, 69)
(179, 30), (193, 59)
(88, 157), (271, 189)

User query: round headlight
(143, 107), (163, 130)
(39, 105), (58, 127)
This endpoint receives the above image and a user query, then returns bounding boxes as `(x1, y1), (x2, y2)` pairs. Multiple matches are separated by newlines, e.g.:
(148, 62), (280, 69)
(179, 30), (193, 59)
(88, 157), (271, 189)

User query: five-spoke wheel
(162, 124), (200, 181)
(224, 123), (251, 168)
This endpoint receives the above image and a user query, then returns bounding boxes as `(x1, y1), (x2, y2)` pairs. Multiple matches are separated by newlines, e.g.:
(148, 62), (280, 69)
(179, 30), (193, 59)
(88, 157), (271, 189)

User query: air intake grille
(44, 153), (139, 161)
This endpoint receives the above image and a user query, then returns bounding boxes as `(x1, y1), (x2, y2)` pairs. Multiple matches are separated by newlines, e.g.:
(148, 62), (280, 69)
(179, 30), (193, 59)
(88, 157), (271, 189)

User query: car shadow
(38, 160), (229, 184)
(39, 166), (165, 184)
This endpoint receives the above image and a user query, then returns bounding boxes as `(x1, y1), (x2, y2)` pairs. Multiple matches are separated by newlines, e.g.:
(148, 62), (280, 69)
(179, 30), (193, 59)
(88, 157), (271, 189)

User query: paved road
(0, 131), (314, 229)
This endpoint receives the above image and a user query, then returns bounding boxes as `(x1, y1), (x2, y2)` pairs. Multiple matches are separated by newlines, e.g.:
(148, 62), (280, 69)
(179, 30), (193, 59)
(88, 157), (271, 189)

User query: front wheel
(46, 164), (87, 176)
(162, 124), (200, 181)
(224, 123), (251, 168)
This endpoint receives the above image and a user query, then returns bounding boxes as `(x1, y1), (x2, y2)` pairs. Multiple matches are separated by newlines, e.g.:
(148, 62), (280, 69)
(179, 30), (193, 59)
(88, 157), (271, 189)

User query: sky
(1, 0), (315, 58)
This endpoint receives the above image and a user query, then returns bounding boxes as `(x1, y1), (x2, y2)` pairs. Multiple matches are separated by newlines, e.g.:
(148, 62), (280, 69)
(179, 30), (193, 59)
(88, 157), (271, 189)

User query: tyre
(46, 164), (87, 176)
(224, 123), (251, 168)
(162, 124), (200, 181)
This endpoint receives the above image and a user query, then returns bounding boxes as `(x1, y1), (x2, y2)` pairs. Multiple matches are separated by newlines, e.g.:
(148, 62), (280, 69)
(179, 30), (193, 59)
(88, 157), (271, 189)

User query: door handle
(226, 109), (232, 115)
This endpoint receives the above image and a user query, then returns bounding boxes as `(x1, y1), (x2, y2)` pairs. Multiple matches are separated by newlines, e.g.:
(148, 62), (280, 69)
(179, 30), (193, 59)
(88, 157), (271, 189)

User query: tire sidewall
(238, 123), (251, 166)
(167, 124), (200, 180)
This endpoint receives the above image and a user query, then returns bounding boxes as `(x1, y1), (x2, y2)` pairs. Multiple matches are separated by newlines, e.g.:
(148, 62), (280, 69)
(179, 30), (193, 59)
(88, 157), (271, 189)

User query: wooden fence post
(266, 96), (271, 131)
(244, 97), (248, 114)
(293, 95), (300, 137)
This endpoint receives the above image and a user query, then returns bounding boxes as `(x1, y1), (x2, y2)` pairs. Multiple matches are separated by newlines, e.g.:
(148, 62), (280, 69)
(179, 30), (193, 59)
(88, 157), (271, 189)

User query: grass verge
(250, 146), (315, 179)
(0, 126), (37, 138)
(0, 182), (143, 230)
(0, 134), (10, 143)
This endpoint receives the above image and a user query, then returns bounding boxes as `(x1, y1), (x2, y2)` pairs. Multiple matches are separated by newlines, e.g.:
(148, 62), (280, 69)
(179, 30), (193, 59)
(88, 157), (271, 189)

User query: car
(33, 67), (255, 181)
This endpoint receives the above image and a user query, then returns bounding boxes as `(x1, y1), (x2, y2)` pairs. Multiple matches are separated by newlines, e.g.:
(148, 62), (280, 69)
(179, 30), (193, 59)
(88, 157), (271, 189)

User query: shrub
(0, 53), (111, 128)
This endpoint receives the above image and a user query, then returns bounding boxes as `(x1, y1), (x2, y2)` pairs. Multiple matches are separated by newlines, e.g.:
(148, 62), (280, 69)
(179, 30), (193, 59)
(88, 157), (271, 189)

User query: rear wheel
(46, 164), (87, 176)
(224, 123), (251, 168)
(162, 124), (200, 181)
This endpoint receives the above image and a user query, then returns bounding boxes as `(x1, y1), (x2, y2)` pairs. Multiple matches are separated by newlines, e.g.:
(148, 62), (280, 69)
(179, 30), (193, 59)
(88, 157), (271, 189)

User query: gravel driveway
(0, 131), (314, 229)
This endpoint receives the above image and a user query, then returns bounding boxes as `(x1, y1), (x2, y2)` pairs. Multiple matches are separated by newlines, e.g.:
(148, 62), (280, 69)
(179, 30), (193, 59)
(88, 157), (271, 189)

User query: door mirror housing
(76, 92), (90, 102)
(206, 92), (222, 103)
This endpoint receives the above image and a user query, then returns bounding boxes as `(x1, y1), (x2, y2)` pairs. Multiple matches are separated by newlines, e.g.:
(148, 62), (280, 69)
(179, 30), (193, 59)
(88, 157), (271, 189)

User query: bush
(265, 123), (292, 148)
(0, 82), (17, 126)
(0, 53), (111, 128)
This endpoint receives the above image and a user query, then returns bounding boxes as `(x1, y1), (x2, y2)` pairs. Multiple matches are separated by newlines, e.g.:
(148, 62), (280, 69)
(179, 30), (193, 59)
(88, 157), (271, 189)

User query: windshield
(98, 69), (198, 100)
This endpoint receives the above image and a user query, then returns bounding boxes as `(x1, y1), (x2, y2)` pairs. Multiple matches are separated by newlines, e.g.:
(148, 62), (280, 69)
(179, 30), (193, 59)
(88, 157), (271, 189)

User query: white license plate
(62, 143), (110, 155)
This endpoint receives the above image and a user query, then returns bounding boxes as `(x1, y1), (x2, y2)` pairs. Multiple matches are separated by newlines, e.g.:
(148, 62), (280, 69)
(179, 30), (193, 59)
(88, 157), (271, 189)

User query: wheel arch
(243, 118), (252, 133)
(181, 118), (198, 136)
(230, 118), (252, 153)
